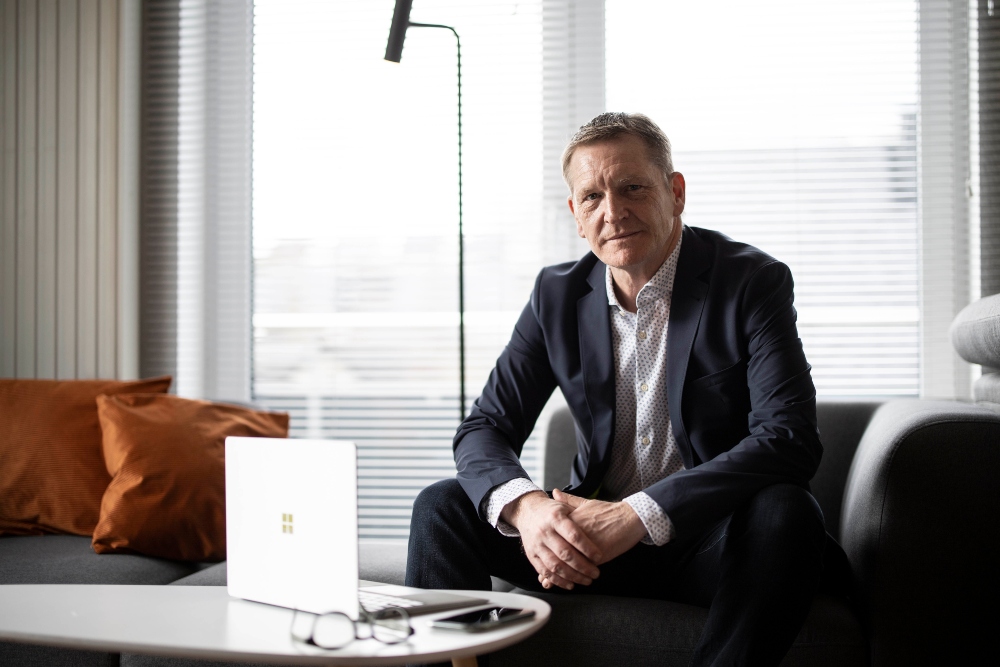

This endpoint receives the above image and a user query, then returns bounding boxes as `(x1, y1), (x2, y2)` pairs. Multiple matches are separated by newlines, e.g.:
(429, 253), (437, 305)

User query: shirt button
(641, 436), (650, 445)
(638, 330), (647, 340)
(640, 383), (648, 392)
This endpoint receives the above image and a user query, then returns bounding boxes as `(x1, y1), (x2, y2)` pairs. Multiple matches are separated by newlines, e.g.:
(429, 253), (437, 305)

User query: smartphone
(430, 606), (536, 632)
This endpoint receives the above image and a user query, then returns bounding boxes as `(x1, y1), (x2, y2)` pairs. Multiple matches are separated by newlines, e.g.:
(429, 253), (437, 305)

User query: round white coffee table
(0, 584), (550, 666)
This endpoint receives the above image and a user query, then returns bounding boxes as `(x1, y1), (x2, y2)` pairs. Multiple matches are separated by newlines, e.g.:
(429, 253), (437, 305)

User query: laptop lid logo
(282, 513), (294, 534)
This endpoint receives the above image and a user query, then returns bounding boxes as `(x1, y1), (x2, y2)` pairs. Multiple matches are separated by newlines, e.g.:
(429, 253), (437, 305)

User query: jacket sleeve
(453, 273), (559, 514)
(644, 260), (822, 539)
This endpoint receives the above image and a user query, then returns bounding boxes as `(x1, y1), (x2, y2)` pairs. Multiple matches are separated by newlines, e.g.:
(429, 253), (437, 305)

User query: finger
(543, 531), (600, 580)
(525, 544), (584, 586)
(552, 514), (604, 566)
(539, 570), (574, 591)
(552, 489), (586, 509)
(536, 542), (594, 585)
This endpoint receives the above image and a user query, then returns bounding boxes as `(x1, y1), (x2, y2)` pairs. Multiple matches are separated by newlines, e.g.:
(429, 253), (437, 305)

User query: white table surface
(0, 584), (550, 666)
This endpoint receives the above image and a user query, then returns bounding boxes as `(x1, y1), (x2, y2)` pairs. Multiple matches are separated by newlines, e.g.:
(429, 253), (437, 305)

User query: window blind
(253, 0), (581, 540)
(253, 0), (974, 541)
(917, 0), (974, 398)
(140, 0), (253, 400)
(978, 0), (1000, 298)
(606, 0), (925, 397)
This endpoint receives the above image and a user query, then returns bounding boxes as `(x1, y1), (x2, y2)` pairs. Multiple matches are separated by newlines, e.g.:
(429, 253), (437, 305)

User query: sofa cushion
(486, 590), (865, 666)
(0, 535), (206, 585)
(91, 394), (288, 562)
(357, 539), (408, 585)
(0, 535), (213, 667)
(0, 642), (119, 667)
(0, 376), (172, 537)
(545, 403), (881, 542)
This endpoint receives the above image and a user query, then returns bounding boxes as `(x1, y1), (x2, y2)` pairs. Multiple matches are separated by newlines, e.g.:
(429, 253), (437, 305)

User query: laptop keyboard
(358, 590), (424, 612)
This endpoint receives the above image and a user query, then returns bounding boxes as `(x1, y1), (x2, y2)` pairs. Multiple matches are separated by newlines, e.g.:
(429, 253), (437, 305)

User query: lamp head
(384, 0), (414, 63)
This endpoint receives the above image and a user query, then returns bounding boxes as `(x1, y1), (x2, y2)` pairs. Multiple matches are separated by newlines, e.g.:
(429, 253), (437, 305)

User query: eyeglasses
(289, 606), (414, 650)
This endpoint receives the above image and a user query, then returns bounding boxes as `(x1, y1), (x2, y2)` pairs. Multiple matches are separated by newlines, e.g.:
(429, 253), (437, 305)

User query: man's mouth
(607, 231), (640, 242)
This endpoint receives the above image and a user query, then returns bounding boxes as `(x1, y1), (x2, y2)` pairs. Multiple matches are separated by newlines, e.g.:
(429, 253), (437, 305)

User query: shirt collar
(605, 231), (684, 309)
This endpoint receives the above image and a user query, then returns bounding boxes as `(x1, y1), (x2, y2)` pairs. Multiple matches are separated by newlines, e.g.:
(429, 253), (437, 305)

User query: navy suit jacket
(453, 225), (822, 541)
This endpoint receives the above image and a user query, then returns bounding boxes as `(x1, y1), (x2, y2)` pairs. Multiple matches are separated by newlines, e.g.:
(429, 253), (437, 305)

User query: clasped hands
(500, 489), (648, 590)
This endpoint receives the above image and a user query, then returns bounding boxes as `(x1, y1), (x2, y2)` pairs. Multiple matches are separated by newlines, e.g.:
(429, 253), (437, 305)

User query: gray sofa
(3, 293), (999, 666)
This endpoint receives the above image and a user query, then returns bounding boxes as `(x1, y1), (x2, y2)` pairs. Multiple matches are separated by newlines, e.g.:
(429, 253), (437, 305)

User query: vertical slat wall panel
(1, 0), (16, 377)
(0, 0), (140, 380)
(36, 0), (58, 378)
(15, 0), (37, 377)
(56, 0), (79, 378)
(96, 0), (118, 376)
(75, 0), (100, 378)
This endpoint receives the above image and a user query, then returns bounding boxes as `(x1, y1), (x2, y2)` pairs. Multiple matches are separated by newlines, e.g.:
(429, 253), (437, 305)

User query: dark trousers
(406, 479), (830, 667)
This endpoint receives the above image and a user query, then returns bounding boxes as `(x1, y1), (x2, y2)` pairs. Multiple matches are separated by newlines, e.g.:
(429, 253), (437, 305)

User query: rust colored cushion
(92, 393), (289, 562)
(0, 376), (173, 537)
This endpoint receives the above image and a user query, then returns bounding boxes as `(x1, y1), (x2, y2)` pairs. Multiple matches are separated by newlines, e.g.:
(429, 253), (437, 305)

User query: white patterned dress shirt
(484, 236), (685, 546)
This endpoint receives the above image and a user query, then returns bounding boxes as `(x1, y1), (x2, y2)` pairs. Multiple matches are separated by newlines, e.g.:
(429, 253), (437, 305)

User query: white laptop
(225, 437), (488, 619)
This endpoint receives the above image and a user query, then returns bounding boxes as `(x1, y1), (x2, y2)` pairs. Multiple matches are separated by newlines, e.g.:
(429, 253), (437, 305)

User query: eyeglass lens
(370, 607), (411, 644)
(291, 608), (412, 649)
(307, 612), (355, 649)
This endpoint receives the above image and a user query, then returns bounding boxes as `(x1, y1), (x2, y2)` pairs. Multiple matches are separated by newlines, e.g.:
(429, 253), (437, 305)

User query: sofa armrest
(841, 399), (1000, 665)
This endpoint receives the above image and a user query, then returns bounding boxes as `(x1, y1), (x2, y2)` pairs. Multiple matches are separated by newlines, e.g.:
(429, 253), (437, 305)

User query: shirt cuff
(484, 478), (544, 537)
(623, 492), (676, 546)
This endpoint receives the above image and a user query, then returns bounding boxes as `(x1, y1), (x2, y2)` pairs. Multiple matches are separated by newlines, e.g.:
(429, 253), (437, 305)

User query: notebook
(225, 436), (488, 619)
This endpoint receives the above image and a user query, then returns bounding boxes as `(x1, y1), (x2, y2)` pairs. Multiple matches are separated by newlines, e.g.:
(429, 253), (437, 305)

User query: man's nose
(602, 193), (628, 223)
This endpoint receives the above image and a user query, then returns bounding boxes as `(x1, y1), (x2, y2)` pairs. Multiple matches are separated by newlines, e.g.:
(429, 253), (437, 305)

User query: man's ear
(568, 196), (586, 238)
(670, 172), (686, 217)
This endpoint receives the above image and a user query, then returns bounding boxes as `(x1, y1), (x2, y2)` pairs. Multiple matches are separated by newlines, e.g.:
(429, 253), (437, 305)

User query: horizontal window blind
(140, 0), (253, 401)
(606, 0), (922, 397)
(252, 0), (554, 540)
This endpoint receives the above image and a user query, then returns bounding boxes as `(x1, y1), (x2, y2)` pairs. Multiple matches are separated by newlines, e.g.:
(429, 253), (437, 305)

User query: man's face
(566, 135), (685, 276)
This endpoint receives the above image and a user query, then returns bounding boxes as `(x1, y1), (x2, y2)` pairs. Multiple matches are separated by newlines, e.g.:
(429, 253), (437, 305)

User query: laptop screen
(225, 437), (360, 617)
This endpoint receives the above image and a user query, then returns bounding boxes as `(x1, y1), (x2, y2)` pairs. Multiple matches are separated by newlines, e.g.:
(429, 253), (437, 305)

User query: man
(407, 112), (831, 666)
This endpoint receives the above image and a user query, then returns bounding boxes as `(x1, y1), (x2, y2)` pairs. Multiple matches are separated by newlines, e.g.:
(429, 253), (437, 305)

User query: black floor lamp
(385, 0), (467, 422)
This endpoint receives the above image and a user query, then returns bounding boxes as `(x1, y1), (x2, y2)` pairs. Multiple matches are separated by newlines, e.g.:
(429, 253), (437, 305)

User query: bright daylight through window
(252, 0), (920, 540)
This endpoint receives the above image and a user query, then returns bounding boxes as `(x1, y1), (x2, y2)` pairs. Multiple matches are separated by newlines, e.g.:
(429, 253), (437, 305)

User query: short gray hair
(561, 112), (674, 188)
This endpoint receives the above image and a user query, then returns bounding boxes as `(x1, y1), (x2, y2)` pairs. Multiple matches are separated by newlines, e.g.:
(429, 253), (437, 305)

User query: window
(253, 0), (963, 540)
(607, 0), (921, 397)
(253, 0), (552, 540)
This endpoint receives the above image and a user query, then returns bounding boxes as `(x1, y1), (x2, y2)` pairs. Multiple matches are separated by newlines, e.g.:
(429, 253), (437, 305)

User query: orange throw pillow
(92, 393), (289, 561)
(0, 376), (173, 536)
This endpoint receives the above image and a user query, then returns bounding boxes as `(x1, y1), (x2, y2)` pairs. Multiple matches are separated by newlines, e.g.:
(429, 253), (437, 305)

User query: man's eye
(584, 193), (600, 201)
(627, 184), (642, 191)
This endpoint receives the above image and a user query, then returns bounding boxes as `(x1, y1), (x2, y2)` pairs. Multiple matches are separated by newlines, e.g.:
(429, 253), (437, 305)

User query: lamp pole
(385, 4), (467, 422)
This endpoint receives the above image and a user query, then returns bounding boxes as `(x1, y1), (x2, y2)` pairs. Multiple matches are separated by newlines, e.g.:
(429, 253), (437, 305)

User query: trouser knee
(736, 483), (825, 549)
(409, 478), (476, 536)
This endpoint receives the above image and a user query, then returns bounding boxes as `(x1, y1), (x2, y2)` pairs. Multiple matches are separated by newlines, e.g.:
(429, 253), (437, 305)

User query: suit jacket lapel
(576, 259), (615, 496)
(668, 227), (712, 467)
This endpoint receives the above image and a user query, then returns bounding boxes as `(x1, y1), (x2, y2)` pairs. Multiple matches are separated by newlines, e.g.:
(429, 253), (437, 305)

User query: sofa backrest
(542, 400), (881, 541)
